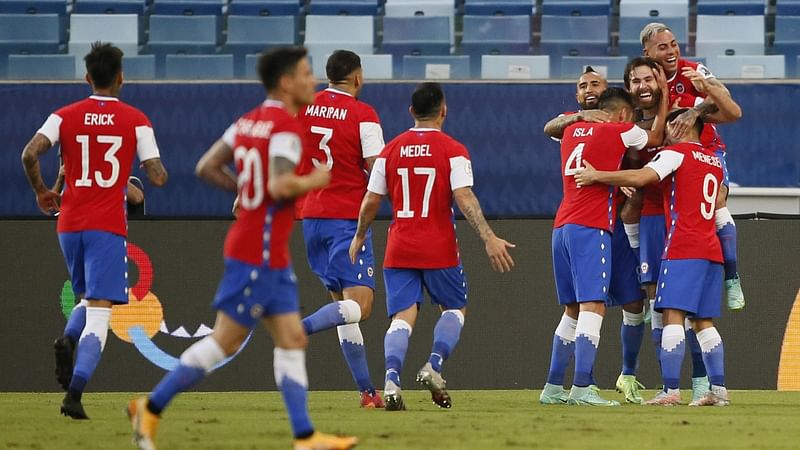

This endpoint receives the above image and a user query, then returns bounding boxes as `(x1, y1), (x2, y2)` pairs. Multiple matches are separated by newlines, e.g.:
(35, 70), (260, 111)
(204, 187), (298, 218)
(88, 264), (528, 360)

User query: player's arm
(360, 117), (384, 172)
(641, 66), (670, 148)
(21, 131), (60, 214)
(267, 132), (330, 201)
(52, 164), (66, 193)
(543, 110), (610, 139)
(136, 124), (168, 186)
(196, 138), (237, 192)
(453, 187), (516, 273)
(350, 156), (386, 263)
(126, 180), (145, 205)
(576, 150), (684, 188)
(141, 158), (168, 187)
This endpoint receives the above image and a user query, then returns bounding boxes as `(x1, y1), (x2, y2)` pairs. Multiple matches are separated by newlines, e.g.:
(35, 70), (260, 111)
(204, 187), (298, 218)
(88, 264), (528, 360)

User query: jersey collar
(89, 95), (119, 102)
(325, 87), (353, 97)
(409, 127), (440, 132)
(263, 98), (285, 109)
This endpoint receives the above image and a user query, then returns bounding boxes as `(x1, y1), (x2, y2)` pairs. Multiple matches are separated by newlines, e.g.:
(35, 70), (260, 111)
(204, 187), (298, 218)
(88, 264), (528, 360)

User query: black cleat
(54, 336), (75, 391)
(416, 363), (452, 409)
(60, 393), (89, 420)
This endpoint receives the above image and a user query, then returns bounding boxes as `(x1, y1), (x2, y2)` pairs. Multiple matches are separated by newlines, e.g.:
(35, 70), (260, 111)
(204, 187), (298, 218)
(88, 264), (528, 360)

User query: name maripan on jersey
(304, 104), (348, 121)
(400, 144), (432, 158)
(692, 150), (722, 168)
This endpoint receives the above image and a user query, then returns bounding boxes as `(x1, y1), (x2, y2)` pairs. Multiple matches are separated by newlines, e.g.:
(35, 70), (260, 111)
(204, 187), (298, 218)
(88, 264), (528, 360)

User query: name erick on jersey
(368, 128), (473, 269)
(555, 121), (648, 231)
(644, 142), (724, 263)
(297, 88), (384, 219)
(668, 59), (726, 152)
(36, 95), (161, 237)
(221, 100), (303, 269)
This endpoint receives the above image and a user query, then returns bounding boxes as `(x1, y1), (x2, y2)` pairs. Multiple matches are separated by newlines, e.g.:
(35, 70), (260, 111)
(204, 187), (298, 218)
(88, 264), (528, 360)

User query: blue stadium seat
(0, 14), (64, 55)
(706, 55), (785, 78)
(480, 54), (550, 79)
(73, 0), (148, 14)
(304, 15), (374, 77)
(308, 0), (380, 15)
(165, 54), (234, 79)
(0, 0), (67, 15)
(144, 15), (220, 76)
(152, 0), (224, 15)
(618, 16), (688, 57)
(402, 55), (470, 80)
(224, 16), (296, 78)
(244, 53), (313, 79)
(696, 15), (764, 56)
(776, 1), (800, 15)
(8, 54), (74, 79)
(560, 56), (628, 80)
(696, 0), (765, 15)
(384, 0), (454, 17)
(463, 0), (534, 16)
(228, 0), (302, 15)
(123, 55), (157, 80)
(460, 16), (531, 76)
(773, 16), (800, 77)
(382, 16), (451, 74)
(539, 15), (609, 76)
(619, 0), (688, 17)
(69, 14), (139, 76)
(541, 0), (610, 16)
(359, 54), (393, 79)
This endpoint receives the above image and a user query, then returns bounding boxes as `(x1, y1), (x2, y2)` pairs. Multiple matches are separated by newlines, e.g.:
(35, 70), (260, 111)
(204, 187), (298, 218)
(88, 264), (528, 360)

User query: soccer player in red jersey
(576, 109), (731, 407)
(296, 51), (385, 408)
(640, 22), (746, 310)
(543, 67), (612, 140)
(20, 43), (168, 419)
(127, 47), (357, 450)
(349, 83), (515, 411)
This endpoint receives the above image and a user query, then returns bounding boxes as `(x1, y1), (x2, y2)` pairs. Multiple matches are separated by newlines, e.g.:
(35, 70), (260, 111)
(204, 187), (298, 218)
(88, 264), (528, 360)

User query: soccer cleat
(725, 276), (745, 311)
(60, 392), (89, 419)
(644, 390), (681, 406)
(359, 391), (385, 409)
(615, 374), (645, 404)
(383, 380), (405, 411)
(293, 431), (358, 450)
(416, 362), (452, 409)
(54, 336), (75, 391)
(689, 376), (710, 405)
(539, 383), (569, 405)
(566, 386), (620, 406)
(127, 397), (159, 450)
(691, 388), (731, 407)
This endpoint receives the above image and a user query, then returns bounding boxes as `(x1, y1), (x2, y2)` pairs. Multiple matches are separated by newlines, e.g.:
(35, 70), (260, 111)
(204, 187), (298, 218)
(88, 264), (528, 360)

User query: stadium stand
(8, 54), (75, 79)
(773, 16), (800, 77)
(560, 56), (628, 79)
(223, 15), (296, 77)
(618, 16), (688, 57)
(540, 0), (610, 16)
(706, 54), (785, 78)
(68, 14), (139, 76)
(0, 0), (68, 15)
(122, 54), (157, 80)
(696, 0), (766, 16)
(165, 54), (234, 79)
(305, 15), (374, 78)
(143, 15), (220, 77)
(228, 0), (303, 16)
(152, 0), (225, 16)
(382, 16), (451, 74)
(776, 0), (800, 15)
(618, 0), (689, 18)
(402, 55), (470, 80)
(384, 0), (454, 17)
(463, 0), (535, 16)
(72, 0), (148, 15)
(307, 0), (381, 15)
(460, 15), (532, 76)
(0, 13), (64, 78)
(480, 54), (550, 79)
(539, 15), (609, 77)
(695, 15), (765, 56)
(357, 53), (394, 79)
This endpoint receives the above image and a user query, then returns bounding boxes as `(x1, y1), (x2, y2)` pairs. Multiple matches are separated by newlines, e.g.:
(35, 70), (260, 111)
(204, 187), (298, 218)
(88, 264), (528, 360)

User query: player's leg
(640, 213), (667, 369)
(715, 151), (745, 310)
(685, 318), (710, 403)
(689, 262), (729, 406)
(382, 268), (422, 411)
(620, 189), (643, 263)
(55, 231), (86, 391)
(644, 307), (686, 406)
(337, 286), (382, 408)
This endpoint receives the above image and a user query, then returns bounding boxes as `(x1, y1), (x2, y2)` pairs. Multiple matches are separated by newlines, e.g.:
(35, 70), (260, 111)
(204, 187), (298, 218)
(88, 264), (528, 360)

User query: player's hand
(579, 109), (611, 123)
(36, 189), (61, 215)
(670, 108), (699, 140)
(485, 236), (515, 273)
(620, 186), (637, 198)
(349, 234), (366, 265)
(574, 161), (597, 187)
(682, 67), (709, 94)
(655, 65), (669, 99)
(306, 167), (332, 190)
(232, 195), (240, 218)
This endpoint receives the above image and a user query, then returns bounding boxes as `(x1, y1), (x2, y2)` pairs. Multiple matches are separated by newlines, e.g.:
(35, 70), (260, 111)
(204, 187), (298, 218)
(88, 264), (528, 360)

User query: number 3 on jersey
(310, 126), (333, 170)
(564, 143), (585, 176)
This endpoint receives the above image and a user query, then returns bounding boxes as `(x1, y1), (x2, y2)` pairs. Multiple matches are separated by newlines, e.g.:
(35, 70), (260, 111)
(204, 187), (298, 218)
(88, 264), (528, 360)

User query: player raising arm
(349, 83), (514, 411)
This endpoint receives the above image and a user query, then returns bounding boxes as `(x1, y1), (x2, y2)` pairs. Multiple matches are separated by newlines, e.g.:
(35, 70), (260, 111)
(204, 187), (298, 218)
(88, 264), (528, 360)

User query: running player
(349, 82), (515, 411)
(576, 109), (730, 407)
(543, 87), (667, 406)
(20, 43), (168, 419)
(640, 22), (745, 310)
(296, 50), (385, 408)
(126, 47), (357, 450)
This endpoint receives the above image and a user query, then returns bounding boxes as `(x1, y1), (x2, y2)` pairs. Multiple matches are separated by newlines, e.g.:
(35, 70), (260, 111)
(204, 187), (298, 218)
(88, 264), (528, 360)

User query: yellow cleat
(293, 431), (358, 450)
(127, 397), (160, 450)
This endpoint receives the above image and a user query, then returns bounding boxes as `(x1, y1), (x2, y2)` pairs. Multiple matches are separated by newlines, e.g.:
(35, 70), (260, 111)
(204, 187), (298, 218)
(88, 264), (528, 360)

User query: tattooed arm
(196, 139), (236, 192)
(21, 133), (60, 214)
(141, 158), (168, 187)
(349, 191), (382, 264)
(453, 187), (516, 273)
(267, 156), (330, 201)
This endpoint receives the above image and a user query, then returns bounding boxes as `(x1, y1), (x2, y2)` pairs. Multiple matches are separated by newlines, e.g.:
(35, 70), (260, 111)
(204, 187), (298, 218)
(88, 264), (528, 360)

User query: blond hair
(640, 22), (673, 47)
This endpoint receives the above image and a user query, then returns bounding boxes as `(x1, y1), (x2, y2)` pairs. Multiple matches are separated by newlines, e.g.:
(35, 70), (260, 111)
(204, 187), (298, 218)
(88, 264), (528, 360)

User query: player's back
(379, 128), (471, 269)
(298, 88), (383, 219)
(46, 95), (157, 236)
(224, 100), (302, 269)
(658, 142), (723, 263)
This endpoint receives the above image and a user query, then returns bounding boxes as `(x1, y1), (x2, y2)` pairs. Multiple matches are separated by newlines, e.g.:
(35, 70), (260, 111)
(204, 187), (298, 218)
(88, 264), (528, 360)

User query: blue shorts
(552, 224), (611, 305)
(212, 258), (299, 329)
(383, 266), (467, 317)
(715, 148), (729, 186)
(639, 214), (666, 284)
(58, 230), (128, 303)
(303, 218), (375, 292)
(607, 220), (643, 307)
(654, 259), (723, 319)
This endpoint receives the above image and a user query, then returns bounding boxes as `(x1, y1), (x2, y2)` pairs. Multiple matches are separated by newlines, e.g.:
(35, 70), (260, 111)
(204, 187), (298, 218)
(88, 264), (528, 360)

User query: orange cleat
(127, 397), (160, 450)
(293, 431), (358, 450)
(359, 391), (385, 409)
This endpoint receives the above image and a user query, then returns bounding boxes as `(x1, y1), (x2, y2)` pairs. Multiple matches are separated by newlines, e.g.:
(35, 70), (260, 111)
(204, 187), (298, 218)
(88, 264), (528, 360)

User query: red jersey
(297, 88), (384, 219)
(644, 142), (724, 263)
(668, 59), (726, 152)
(36, 95), (161, 236)
(639, 144), (665, 216)
(555, 121), (649, 231)
(221, 100), (303, 268)
(368, 128), (473, 269)
(675, 94), (726, 152)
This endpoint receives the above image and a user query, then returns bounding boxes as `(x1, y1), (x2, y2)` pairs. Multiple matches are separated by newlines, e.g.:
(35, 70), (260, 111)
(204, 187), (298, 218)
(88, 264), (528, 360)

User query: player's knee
(359, 300), (373, 321)
(279, 328), (308, 350)
(623, 300), (645, 314)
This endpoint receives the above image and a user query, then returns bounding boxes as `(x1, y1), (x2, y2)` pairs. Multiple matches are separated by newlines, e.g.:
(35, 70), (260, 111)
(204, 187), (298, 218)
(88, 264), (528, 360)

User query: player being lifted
(576, 109), (731, 407)
(296, 50), (385, 408)
(127, 47), (357, 450)
(543, 87), (667, 406)
(350, 83), (515, 411)
(640, 22), (745, 310)
(20, 42), (168, 419)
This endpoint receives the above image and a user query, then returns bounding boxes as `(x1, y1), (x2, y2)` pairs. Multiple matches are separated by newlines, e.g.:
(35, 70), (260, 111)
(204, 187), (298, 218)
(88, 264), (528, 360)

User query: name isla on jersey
(304, 105), (348, 121)
(400, 144), (432, 158)
(692, 150), (722, 168)
(84, 113), (115, 126)
(573, 127), (594, 137)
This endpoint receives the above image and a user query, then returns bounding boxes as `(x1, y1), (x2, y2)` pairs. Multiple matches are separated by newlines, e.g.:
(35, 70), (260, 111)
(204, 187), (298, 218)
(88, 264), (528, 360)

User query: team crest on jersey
(367, 267), (374, 278)
(675, 83), (685, 94)
(250, 304), (264, 319)
(641, 262), (650, 274)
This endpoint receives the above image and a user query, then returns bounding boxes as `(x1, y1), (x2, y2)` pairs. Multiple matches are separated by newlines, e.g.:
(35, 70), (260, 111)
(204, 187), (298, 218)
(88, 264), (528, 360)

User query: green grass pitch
(2, 390), (800, 449)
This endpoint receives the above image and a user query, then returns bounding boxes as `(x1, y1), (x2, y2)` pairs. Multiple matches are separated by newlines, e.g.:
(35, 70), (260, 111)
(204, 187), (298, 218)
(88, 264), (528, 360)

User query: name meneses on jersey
(400, 144), (432, 158)
(691, 150), (722, 168)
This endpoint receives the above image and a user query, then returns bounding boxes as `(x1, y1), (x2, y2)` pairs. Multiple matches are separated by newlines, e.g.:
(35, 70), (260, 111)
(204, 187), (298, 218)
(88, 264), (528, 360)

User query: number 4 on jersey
(564, 143), (585, 176)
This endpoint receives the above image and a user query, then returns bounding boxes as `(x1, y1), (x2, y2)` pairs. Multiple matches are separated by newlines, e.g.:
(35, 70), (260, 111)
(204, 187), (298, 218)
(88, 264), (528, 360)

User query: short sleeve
(269, 131), (302, 164)
(367, 157), (387, 195)
(620, 124), (649, 151)
(448, 143), (473, 190)
(37, 113), (62, 145)
(221, 123), (237, 148)
(359, 122), (384, 159)
(135, 125), (161, 162)
(645, 149), (685, 180)
(696, 63), (715, 80)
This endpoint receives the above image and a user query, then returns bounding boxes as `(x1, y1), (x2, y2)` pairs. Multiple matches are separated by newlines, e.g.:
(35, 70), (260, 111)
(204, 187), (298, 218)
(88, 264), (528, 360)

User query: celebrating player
(640, 22), (745, 310)
(20, 43), (168, 419)
(126, 47), (357, 450)
(296, 50), (385, 408)
(543, 67), (611, 139)
(349, 82), (515, 411)
(575, 109), (731, 407)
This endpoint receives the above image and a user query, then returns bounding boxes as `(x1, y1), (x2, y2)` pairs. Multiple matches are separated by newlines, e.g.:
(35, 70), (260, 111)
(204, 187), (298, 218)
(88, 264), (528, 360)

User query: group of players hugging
(19, 20), (743, 450)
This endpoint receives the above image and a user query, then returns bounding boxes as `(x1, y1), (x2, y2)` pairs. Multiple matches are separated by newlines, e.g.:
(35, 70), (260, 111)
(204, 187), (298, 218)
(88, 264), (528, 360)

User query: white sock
(180, 335), (226, 371)
(696, 327), (723, 353)
(623, 223), (640, 249)
(623, 309), (645, 326)
(714, 207), (735, 230)
(388, 319), (413, 336)
(337, 323), (364, 345)
(576, 311), (603, 348)
(274, 348), (308, 388)
(81, 307), (111, 350)
(554, 314), (578, 344)
(338, 299), (362, 323)
(661, 324), (685, 352)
